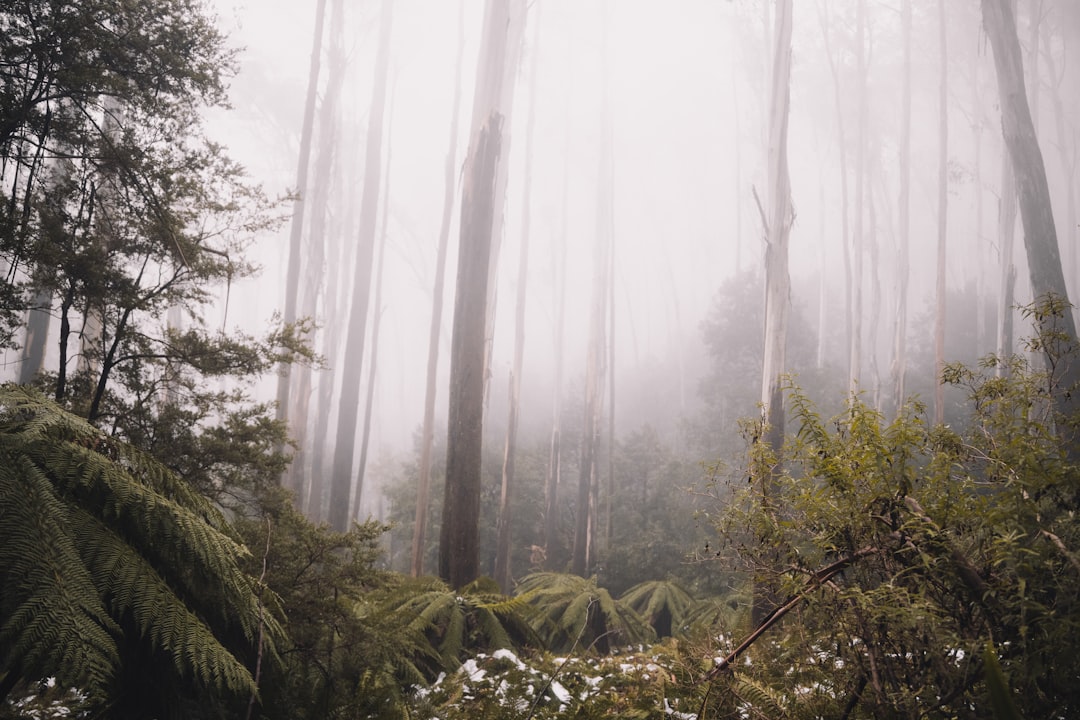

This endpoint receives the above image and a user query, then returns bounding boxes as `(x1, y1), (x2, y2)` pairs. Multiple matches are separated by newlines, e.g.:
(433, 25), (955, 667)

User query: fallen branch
(698, 545), (878, 685)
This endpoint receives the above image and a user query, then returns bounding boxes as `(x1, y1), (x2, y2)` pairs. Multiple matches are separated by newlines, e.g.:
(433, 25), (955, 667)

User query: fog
(197, 0), (1078, 519)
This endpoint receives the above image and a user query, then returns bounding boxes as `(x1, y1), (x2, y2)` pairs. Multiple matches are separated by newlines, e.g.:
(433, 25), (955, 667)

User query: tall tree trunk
(816, 0), (852, 392)
(933, 0), (949, 425)
(328, 0), (394, 532)
(850, 0), (867, 393)
(983, 0), (1080, 426)
(305, 0), (347, 519)
(276, 0), (326, 500)
(1041, 26), (1078, 309)
(890, 0), (912, 414)
(571, 223), (609, 578)
(411, 0), (466, 579)
(868, 171), (882, 410)
(481, 2), (527, 410)
(351, 85), (396, 525)
(494, 3), (540, 594)
(572, 0), (614, 579)
(544, 86), (571, 567)
(440, 0), (525, 590)
(752, 0), (795, 627)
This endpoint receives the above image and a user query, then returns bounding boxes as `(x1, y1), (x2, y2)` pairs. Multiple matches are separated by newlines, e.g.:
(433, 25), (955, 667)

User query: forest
(1, 0), (1079, 718)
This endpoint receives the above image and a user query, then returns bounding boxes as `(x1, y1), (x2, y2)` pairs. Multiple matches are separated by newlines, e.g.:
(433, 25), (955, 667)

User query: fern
(0, 385), (273, 715)
(516, 572), (654, 653)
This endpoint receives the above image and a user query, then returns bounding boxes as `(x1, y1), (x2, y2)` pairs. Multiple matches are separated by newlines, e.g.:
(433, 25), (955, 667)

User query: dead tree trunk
(440, 0), (525, 590)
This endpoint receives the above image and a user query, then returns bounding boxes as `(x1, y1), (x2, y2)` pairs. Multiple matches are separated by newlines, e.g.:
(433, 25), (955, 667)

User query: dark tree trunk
(440, 0), (524, 590)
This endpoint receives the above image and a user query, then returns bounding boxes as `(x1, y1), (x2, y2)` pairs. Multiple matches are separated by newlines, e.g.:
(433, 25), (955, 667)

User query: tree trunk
(850, 0), (867, 394)
(276, 0), (326, 501)
(327, 0), (393, 532)
(19, 290), (51, 384)
(440, 0), (525, 590)
(481, 1), (527, 411)
(494, 2), (540, 594)
(934, 0), (949, 425)
(1041, 25), (1078, 316)
(983, 0), (1080, 425)
(411, 0), (466, 579)
(572, 1), (614, 579)
(305, 0), (347, 519)
(351, 85), (396, 525)
(816, 0), (852, 392)
(890, 0), (911, 416)
(544, 91), (571, 567)
(752, 0), (794, 627)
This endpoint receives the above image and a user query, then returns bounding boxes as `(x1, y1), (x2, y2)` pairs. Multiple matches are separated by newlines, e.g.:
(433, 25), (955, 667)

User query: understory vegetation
(3, 301), (1079, 719)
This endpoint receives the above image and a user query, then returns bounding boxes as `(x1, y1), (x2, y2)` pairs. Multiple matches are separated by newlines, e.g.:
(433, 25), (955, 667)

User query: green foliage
(703, 318), (1080, 717)
(0, 385), (274, 718)
(516, 572), (654, 654)
(232, 485), (425, 720)
(373, 575), (542, 675)
(619, 579), (696, 638)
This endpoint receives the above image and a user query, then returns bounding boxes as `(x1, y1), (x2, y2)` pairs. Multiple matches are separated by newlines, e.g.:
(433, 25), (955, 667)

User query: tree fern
(373, 576), (540, 674)
(515, 572), (654, 653)
(0, 385), (274, 716)
(619, 579), (695, 638)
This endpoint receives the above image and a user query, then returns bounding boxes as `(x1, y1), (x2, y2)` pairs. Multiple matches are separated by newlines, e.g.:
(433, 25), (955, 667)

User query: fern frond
(0, 455), (118, 694)
(69, 505), (258, 697)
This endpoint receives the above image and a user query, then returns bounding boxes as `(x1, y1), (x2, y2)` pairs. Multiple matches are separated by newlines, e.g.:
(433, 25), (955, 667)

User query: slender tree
(543, 85), (571, 567)
(305, 0), (348, 519)
(440, 0), (526, 589)
(933, 0), (949, 425)
(327, 0), (394, 532)
(494, 3), (541, 594)
(752, 0), (795, 626)
(411, 0), (466, 578)
(352, 84), (396, 525)
(890, 0), (913, 416)
(982, 0), (1080, 425)
(276, 0), (326, 501)
(572, 1), (614, 579)
(816, 0), (853, 391)
(851, 0), (867, 393)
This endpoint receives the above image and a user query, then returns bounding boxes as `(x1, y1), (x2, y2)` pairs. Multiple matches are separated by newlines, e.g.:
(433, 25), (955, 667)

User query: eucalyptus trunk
(328, 0), (393, 532)
(411, 0), (466, 578)
(752, 0), (794, 627)
(276, 0), (326, 500)
(440, 0), (525, 590)
(983, 0), (1080, 427)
